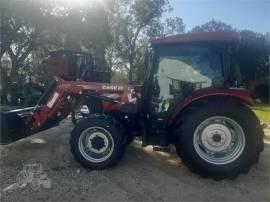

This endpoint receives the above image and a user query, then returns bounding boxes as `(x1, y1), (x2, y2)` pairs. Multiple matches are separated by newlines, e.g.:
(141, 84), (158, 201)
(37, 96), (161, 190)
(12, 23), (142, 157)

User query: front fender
(167, 88), (254, 126)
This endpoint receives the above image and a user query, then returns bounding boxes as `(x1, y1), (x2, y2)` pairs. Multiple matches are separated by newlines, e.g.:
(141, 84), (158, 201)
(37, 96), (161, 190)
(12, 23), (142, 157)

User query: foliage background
(0, 0), (269, 105)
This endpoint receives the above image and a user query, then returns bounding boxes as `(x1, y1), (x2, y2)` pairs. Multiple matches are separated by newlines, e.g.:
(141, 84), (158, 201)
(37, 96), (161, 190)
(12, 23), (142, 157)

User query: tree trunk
(128, 68), (133, 83)
(128, 60), (134, 84)
(9, 59), (19, 83)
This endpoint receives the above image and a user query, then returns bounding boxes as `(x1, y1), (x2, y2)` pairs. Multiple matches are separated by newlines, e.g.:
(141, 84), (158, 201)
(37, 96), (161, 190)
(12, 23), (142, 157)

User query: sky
(167, 0), (270, 33)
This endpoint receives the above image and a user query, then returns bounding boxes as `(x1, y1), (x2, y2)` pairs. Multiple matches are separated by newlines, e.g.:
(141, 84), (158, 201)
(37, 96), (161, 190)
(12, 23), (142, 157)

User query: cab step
(153, 146), (170, 152)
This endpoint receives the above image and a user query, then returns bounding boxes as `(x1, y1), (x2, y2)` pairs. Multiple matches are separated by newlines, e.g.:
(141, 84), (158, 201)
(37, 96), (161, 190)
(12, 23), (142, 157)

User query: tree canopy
(106, 0), (185, 83)
(191, 20), (269, 83)
(191, 19), (234, 33)
(0, 0), (185, 84)
(0, 0), (112, 81)
(0, 1), (268, 88)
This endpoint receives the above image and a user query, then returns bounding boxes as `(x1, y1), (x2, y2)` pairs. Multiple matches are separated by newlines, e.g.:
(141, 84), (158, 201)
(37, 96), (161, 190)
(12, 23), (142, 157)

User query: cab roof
(152, 31), (240, 46)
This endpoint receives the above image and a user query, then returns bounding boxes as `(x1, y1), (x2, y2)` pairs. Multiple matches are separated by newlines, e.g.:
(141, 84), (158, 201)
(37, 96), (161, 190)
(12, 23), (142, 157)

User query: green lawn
(252, 104), (270, 124)
(1, 103), (269, 125)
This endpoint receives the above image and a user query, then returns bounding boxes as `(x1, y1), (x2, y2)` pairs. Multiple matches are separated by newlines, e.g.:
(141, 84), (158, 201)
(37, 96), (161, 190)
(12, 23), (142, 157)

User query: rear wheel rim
(193, 116), (245, 165)
(78, 127), (114, 163)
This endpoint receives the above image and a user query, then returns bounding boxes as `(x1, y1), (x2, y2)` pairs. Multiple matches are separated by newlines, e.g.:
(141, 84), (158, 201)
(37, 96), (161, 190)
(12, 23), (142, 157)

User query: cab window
(151, 45), (223, 117)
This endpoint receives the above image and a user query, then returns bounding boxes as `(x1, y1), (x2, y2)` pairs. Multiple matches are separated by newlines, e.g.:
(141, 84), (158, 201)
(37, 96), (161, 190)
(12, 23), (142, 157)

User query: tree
(164, 17), (186, 36)
(150, 17), (185, 37)
(1, 1), (38, 81)
(0, 0), (112, 83)
(1, 0), (185, 86)
(107, 0), (167, 83)
(236, 30), (269, 81)
(191, 19), (234, 33)
(107, 0), (185, 83)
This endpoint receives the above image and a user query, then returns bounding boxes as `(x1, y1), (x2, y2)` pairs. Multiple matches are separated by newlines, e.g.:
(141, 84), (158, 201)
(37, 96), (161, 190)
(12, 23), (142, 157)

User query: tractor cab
(45, 50), (111, 82)
(142, 32), (243, 146)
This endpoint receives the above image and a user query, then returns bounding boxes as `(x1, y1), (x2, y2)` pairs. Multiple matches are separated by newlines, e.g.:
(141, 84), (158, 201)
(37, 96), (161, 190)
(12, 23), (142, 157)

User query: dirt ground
(0, 119), (269, 202)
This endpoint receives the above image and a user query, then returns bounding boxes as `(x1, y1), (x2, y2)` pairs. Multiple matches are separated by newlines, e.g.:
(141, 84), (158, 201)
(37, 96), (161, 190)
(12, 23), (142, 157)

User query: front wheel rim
(193, 116), (246, 165)
(78, 127), (114, 163)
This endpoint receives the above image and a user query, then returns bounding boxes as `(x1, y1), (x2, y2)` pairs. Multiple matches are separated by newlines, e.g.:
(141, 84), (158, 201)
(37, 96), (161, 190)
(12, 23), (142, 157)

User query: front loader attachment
(1, 106), (60, 145)
(0, 80), (61, 145)
(0, 107), (34, 145)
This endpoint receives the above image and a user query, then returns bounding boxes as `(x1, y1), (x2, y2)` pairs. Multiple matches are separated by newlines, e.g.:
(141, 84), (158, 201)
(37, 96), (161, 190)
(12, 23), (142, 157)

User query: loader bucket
(0, 107), (34, 145)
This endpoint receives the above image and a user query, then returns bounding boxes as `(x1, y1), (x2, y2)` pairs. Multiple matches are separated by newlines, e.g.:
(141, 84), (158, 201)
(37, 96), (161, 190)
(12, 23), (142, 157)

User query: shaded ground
(0, 119), (269, 201)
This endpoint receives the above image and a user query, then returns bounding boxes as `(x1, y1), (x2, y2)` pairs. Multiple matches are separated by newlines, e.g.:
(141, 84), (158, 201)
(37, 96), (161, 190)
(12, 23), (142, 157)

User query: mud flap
(0, 107), (34, 145)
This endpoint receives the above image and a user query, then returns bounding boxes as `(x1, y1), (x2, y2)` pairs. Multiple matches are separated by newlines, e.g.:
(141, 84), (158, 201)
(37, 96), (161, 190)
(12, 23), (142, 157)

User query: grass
(252, 104), (270, 124)
(1, 102), (269, 124)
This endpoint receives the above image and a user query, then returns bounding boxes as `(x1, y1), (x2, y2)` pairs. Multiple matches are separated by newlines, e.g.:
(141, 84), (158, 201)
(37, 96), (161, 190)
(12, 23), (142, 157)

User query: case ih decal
(102, 85), (124, 91)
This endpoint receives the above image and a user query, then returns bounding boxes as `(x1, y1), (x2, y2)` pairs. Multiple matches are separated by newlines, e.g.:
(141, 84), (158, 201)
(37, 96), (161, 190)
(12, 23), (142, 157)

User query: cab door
(145, 45), (223, 146)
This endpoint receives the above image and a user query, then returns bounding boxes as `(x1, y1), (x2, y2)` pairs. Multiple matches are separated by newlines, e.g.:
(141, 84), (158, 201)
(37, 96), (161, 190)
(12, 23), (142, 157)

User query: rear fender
(167, 88), (254, 126)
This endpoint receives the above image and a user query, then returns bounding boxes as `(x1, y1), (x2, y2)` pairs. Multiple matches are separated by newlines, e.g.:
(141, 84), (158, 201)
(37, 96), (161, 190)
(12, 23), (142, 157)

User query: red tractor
(1, 32), (264, 179)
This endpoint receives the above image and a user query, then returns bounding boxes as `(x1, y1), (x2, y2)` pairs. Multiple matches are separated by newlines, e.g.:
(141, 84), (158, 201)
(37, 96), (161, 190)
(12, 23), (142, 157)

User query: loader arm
(1, 77), (137, 144)
(28, 78), (123, 129)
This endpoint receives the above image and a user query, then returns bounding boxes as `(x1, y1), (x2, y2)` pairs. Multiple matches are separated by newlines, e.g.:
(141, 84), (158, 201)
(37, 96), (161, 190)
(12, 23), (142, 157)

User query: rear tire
(173, 100), (264, 179)
(70, 115), (126, 169)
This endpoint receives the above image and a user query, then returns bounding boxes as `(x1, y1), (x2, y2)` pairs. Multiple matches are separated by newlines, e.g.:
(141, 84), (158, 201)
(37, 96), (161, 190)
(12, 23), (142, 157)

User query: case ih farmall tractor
(1, 32), (264, 179)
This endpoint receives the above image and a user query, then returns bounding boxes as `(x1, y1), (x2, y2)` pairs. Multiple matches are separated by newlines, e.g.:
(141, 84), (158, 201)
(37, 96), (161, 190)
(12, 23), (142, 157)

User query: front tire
(70, 115), (126, 169)
(174, 100), (264, 179)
